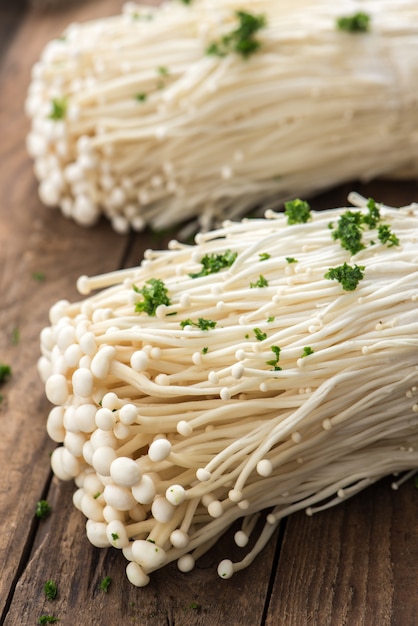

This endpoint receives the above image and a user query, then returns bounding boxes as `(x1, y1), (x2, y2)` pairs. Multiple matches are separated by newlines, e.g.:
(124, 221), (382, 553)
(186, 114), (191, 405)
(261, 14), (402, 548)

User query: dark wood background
(1, 2), (418, 624)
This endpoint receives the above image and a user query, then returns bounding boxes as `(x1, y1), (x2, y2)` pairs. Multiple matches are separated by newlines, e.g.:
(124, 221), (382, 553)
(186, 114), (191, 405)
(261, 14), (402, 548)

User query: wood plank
(266, 477), (418, 626)
(0, 1), (130, 619)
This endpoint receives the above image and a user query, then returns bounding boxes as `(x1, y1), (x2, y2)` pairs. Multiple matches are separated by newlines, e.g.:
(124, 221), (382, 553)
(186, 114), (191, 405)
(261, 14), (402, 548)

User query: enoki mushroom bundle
(26, 0), (418, 233)
(39, 194), (418, 586)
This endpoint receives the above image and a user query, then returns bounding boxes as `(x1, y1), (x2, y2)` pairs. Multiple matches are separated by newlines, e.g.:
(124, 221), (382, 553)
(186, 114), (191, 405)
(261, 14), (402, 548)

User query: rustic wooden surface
(1, 2), (418, 625)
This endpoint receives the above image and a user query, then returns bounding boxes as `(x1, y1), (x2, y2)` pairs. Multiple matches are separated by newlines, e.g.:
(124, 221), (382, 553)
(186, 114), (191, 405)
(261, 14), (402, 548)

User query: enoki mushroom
(26, 0), (418, 232)
(39, 193), (418, 586)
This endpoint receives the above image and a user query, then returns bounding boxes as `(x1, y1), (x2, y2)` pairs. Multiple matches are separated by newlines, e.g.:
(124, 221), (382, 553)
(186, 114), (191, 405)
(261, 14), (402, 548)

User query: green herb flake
(363, 197), (381, 228)
(284, 199), (312, 225)
(38, 616), (59, 624)
(202, 346), (209, 354)
(93, 491), (101, 499)
(11, 327), (20, 345)
(0, 363), (11, 384)
(285, 257), (298, 264)
(157, 66), (169, 76)
(266, 345), (282, 370)
(378, 224), (400, 247)
(181, 318), (217, 331)
(135, 92), (147, 102)
(253, 328), (267, 342)
(43, 580), (58, 601)
(134, 278), (171, 316)
(111, 532), (119, 541)
(301, 346), (314, 358)
(259, 252), (270, 261)
(49, 97), (67, 121)
(189, 249), (237, 278)
(337, 12), (370, 33)
(250, 274), (269, 288)
(267, 316), (275, 323)
(35, 500), (52, 519)
(99, 576), (112, 593)
(32, 271), (46, 282)
(330, 210), (365, 255)
(206, 10), (266, 59)
(324, 263), (365, 291)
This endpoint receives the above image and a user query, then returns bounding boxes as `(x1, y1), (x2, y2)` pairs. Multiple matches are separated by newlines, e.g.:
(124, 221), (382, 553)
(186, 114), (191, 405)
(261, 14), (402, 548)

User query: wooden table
(1, 2), (418, 624)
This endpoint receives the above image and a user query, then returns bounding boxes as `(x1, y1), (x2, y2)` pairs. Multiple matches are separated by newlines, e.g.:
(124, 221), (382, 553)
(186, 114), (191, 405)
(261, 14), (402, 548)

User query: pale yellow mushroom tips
(39, 195), (418, 585)
(26, 0), (418, 233)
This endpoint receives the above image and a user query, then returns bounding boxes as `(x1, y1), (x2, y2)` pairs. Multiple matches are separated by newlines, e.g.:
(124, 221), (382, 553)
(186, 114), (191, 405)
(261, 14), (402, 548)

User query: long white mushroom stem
(26, 0), (418, 232)
(40, 195), (418, 585)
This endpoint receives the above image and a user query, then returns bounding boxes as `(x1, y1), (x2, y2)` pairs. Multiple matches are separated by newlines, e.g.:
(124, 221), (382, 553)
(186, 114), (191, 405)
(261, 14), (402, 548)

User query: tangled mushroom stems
(26, 0), (418, 233)
(39, 195), (418, 585)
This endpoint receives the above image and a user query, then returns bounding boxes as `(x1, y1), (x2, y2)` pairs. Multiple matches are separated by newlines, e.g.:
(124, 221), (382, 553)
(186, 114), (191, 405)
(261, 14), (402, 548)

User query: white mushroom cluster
(26, 0), (418, 232)
(39, 194), (418, 585)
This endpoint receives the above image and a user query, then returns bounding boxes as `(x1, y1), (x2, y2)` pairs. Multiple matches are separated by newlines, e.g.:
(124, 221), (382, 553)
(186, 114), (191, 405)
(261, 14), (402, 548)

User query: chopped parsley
(267, 316), (275, 323)
(324, 263), (365, 291)
(0, 363), (11, 383)
(189, 249), (237, 278)
(135, 92), (147, 102)
(286, 257), (298, 264)
(111, 532), (119, 541)
(202, 346), (209, 354)
(206, 10), (266, 59)
(301, 346), (314, 358)
(259, 252), (271, 261)
(11, 327), (20, 345)
(363, 197), (381, 228)
(43, 580), (58, 601)
(93, 491), (101, 499)
(99, 576), (112, 593)
(337, 12), (370, 33)
(266, 345), (281, 370)
(157, 66), (169, 76)
(32, 271), (46, 282)
(133, 278), (171, 316)
(250, 274), (269, 288)
(38, 616), (59, 624)
(330, 210), (365, 255)
(35, 500), (52, 519)
(377, 224), (400, 247)
(284, 199), (311, 225)
(49, 97), (67, 121)
(253, 328), (267, 341)
(181, 318), (217, 330)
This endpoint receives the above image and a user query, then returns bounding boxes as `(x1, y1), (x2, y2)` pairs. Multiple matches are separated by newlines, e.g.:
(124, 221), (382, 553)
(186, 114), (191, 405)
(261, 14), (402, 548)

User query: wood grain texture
(1, 1), (418, 625)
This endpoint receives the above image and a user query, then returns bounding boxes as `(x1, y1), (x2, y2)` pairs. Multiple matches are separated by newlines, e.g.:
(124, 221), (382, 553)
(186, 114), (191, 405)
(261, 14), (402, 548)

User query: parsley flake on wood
(284, 199), (311, 224)
(337, 12), (370, 33)
(133, 278), (171, 316)
(43, 580), (58, 601)
(206, 10), (266, 59)
(324, 263), (365, 291)
(250, 274), (269, 288)
(99, 576), (112, 593)
(38, 616), (59, 624)
(35, 500), (52, 519)
(0, 363), (11, 383)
